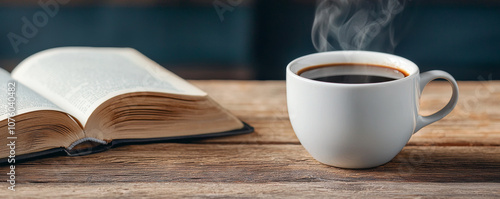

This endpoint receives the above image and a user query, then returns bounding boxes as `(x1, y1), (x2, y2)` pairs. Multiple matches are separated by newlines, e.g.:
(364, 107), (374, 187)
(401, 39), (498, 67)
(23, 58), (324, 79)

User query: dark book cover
(0, 122), (253, 164)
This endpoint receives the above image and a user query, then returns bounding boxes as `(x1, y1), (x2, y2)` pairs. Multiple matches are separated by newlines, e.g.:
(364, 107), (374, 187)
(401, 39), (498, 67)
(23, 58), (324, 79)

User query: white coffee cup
(286, 51), (459, 169)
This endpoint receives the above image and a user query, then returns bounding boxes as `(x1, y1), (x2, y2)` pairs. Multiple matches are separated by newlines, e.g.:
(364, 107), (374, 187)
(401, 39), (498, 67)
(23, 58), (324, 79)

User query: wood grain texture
(191, 80), (500, 146)
(9, 144), (500, 183)
(2, 182), (499, 198)
(1, 80), (499, 197)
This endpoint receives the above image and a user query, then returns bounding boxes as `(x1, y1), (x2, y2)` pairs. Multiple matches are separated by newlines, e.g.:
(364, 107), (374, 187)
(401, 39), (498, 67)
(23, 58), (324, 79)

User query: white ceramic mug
(286, 51), (459, 169)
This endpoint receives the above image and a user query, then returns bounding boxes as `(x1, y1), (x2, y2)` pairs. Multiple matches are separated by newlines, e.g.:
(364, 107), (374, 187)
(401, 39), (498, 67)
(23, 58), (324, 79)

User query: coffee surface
(298, 63), (408, 84)
(312, 75), (397, 83)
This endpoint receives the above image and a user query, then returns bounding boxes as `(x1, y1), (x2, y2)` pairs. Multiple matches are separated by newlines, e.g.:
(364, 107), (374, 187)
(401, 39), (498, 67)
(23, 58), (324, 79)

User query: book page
(11, 47), (206, 126)
(0, 68), (65, 121)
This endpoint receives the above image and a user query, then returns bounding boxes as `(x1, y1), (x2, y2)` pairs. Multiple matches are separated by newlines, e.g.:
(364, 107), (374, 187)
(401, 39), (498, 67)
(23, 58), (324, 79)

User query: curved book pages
(0, 47), (253, 163)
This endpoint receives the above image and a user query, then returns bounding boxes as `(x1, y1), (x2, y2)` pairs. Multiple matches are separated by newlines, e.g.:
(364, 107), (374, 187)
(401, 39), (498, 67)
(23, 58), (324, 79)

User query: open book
(0, 47), (252, 163)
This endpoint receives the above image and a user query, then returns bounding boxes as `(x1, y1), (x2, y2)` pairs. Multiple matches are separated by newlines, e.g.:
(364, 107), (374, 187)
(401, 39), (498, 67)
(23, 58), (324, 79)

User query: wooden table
(3, 80), (500, 198)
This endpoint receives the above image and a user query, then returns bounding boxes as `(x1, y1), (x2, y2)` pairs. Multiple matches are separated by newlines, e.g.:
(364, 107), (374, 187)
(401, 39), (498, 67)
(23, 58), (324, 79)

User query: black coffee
(312, 75), (397, 83)
(298, 63), (408, 84)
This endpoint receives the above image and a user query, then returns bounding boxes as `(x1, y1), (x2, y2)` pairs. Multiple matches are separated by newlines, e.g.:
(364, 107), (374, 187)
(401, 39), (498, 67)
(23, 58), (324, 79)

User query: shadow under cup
(286, 50), (458, 169)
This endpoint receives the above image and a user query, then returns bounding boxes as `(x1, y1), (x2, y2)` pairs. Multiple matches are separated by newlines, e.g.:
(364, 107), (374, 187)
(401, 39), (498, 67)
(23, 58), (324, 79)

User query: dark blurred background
(0, 0), (499, 80)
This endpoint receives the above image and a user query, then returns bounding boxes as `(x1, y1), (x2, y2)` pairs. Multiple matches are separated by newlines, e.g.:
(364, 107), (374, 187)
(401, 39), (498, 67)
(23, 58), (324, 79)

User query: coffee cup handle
(414, 70), (459, 133)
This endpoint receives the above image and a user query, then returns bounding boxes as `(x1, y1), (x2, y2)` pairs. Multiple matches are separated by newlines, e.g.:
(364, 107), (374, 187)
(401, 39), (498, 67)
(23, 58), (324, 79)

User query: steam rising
(312, 0), (405, 52)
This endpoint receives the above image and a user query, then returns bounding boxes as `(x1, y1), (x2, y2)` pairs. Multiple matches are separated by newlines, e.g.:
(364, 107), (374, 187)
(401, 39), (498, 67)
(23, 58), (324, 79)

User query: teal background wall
(0, 1), (498, 80)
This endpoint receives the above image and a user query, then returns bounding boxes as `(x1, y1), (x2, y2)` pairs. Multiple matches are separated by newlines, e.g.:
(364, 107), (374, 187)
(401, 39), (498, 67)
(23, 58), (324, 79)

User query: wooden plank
(190, 81), (500, 146)
(7, 144), (500, 183)
(2, 182), (499, 198)
(1, 81), (498, 197)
